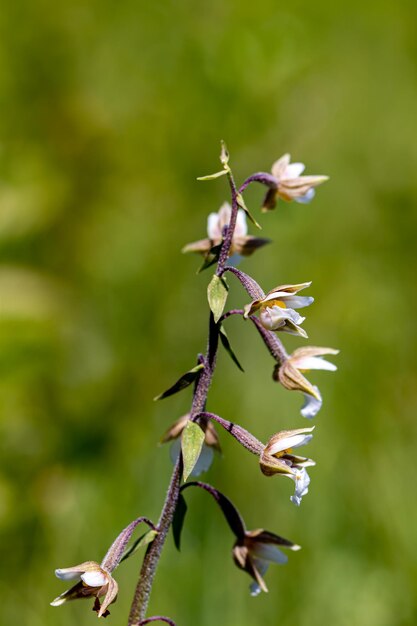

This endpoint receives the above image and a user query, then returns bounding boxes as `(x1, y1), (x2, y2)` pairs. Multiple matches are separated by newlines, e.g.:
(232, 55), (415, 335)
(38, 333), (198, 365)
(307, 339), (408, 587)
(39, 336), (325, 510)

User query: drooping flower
(276, 346), (339, 418)
(181, 481), (300, 596)
(244, 282), (313, 337)
(262, 154), (328, 211)
(260, 427), (315, 506)
(50, 561), (118, 618)
(161, 413), (221, 476)
(51, 517), (157, 617)
(182, 202), (270, 261)
(233, 529), (301, 596)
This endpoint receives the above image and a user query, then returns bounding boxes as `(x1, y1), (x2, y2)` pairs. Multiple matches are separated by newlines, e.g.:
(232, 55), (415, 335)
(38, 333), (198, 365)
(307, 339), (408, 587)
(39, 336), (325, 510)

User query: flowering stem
(128, 459), (182, 625)
(127, 162), (242, 624)
(216, 168), (239, 275)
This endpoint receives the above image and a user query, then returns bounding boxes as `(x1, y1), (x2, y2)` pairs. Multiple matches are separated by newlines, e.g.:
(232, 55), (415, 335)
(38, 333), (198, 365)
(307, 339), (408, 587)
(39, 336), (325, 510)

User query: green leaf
(219, 325), (244, 372)
(181, 421), (205, 481)
(172, 493), (188, 551)
(236, 193), (262, 230)
(120, 529), (158, 563)
(207, 274), (228, 323)
(154, 363), (204, 400)
(197, 169), (228, 181)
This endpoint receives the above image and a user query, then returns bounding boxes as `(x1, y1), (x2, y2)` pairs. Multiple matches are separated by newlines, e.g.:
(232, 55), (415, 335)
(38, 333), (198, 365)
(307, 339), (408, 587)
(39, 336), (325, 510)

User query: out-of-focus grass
(1, 1), (417, 625)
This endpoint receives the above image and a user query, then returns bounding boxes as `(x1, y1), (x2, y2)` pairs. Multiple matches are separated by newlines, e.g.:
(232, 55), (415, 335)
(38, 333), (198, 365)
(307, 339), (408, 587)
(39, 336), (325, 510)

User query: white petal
(290, 468), (310, 506)
(295, 356), (337, 371)
(295, 188), (315, 204)
(284, 162), (305, 179)
(268, 433), (313, 456)
(190, 443), (214, 476)
(234, 209), (248, 237)
(50, 596), (67, 607)
(252, 544), (288, 564)
(81, 570), (108, 587)
(207, 213), (221, 239)
(282, 295), (314, 310)
(301, 387), (322, 418)
(250, 582), (262, 597)
(260, 306), (305, 331)
(55, 569), (82, 581)
(217, 202), (232, 231)
(271, 154), (291, 179)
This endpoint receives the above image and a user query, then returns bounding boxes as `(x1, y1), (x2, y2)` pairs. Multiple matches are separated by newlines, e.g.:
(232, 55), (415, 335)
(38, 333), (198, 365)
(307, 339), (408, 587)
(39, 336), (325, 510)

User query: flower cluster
(51, 147), (336, 624)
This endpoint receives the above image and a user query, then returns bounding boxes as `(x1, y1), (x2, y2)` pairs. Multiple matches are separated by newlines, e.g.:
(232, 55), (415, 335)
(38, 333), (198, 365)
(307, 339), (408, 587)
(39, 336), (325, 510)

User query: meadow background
(1, 1), (417, 625)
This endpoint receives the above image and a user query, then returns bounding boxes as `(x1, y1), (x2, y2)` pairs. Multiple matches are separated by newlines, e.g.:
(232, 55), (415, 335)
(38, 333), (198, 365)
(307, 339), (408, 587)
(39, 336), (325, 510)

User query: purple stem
(128, 459), (182, 625)
(101, 517), (157, 573)
(221, 266), (265, 300)
(216, 169), (239, 275)
(181, 481), (246, 539)
(195, 411), (263, 456)
(238, 172), (277, 194)
(249, 315), (288, 363)
(128, 160), (242, 624)
(137, 618), (176, 626)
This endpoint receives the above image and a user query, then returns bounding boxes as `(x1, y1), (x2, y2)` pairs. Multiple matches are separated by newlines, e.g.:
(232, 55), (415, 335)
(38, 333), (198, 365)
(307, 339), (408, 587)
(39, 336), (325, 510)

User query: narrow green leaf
(197, 169), (228, 181)
(154, 363), (204, 400)
(236, 193), (262, 230)
(120, 529), (158, 563)
(207, 274), (228, 323)
(182, 421), (205, 481)
(172, 494), (188, 551)
(219, 325), (244, 372)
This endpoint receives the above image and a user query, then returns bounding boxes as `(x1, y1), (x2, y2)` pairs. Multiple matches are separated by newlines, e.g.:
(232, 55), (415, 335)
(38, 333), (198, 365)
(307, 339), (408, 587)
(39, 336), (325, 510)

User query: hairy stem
(128, 459), (182, 625)
(127, 162), (241, 624)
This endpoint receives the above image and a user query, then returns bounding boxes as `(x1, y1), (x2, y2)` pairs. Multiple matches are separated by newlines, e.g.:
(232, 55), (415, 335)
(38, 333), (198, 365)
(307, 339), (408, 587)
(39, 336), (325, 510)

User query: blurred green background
(1, 1), (417, 624)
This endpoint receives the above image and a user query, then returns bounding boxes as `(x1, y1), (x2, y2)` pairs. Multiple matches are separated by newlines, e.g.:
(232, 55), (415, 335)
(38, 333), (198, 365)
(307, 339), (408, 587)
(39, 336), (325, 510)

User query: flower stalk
(51, 145), (334, 625)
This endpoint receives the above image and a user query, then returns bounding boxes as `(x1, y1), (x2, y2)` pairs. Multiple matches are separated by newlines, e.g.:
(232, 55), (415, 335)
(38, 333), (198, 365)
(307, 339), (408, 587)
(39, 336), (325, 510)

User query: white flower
(276, 347), (339, 418)
(260, 427), (315, 506)
(244, 282), (313, 337)
(183, 202), (270, 261)
(51, 561), (118, 618)
(263, 154), (329, 210)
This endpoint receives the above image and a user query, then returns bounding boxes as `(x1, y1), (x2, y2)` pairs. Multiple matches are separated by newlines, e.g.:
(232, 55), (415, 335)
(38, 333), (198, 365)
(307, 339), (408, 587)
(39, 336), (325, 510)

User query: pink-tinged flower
(260, 427), (315, 506)
(182, 202), (270, 261)
(161, 413), (221, 476)
(262, 154), (328, 211)
(244, 282), (313, 338)
(50, 561), (118, 618)
(276, 346), (339, 418)
(233, 529), (301, 596)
